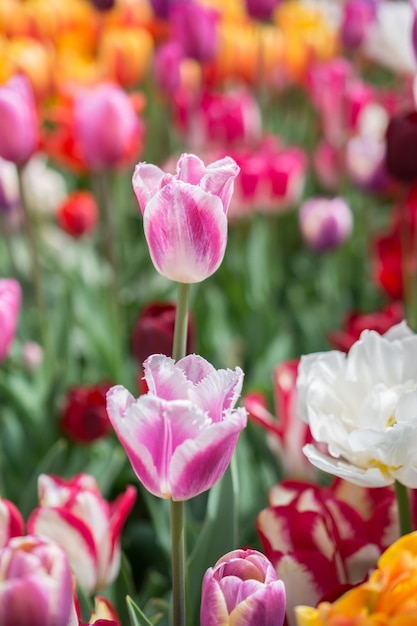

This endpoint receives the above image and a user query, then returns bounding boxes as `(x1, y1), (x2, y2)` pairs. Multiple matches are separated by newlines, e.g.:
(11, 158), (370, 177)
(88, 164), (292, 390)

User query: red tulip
(56, 191), (98, 238)
(60, 382), (113, 444)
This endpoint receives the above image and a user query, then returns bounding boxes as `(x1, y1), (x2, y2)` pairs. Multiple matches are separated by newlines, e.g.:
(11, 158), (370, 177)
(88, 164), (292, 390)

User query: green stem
(170, 281), (191, 626)
(395, 480), (412, 536)
(172, 283), (190, 362)
(16, 165), (47, 350)
(170, 499), (186, 626)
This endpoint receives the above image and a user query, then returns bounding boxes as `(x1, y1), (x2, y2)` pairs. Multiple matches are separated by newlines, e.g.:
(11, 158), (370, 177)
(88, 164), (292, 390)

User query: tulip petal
(200, 157), (241, 212)
(170, 407), (247, 500)
(302, 444), (393, 487)
(229, 580), (286, 626)
(190, 367), (244, 420)
(144, 354), (192, 399)
(143, 181), (227, 283)
(200, 572), (229, 626)
(177, 354), (216, 384)
(176, 153), (207, 184)
(132, 162), (166, 214)
(27, 508), (98, 593)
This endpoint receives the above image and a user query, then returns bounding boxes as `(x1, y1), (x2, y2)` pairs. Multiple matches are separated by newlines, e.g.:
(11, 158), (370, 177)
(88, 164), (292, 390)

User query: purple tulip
(0, 279), (21, 363)
(299, 197), (353, 252)
(74, 83), (142, 170)
(0, 535), (78, 626)
(106, 354), (247, 501)
(132, 153), (240, 283)
(150, 0), (189, 20)
(171, 1), (219, 63)
(201, 548), (286, 626)
(245, 0), (281, 21)
(0, 76), (38, 165)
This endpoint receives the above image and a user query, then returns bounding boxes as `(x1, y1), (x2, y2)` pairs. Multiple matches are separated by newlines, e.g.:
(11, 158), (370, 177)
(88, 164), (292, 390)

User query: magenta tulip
(171, 1), (219, 63)
(132, 153), (240, 283)
(74, 83), (143, 170)
(27, 474), (136, 593)
(201, 548), (286, 626)
(106, 354), (247, 501)
(0, 535), (78, 626)
(0, 76), (38, 165)
(0, 279), (21, 363)
(0, 499), (23, 549)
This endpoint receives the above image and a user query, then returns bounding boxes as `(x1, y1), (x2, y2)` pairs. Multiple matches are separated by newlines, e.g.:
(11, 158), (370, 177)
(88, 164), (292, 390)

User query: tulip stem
(395, 480), (412, 536)
(170, 499), (186, 626)
(170, 281), (191, 626)
(16, 165), (47, 350)
(172, 283), (190, 362)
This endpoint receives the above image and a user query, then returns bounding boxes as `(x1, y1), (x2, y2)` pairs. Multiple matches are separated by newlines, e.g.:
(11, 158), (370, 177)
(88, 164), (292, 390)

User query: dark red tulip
(61, 382), (113, 443)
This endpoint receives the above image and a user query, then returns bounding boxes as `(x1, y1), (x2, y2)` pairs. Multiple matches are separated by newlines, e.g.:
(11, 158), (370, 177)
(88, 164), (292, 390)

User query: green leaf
(126, 596), (154, 626)
(186, 460), (239, 622)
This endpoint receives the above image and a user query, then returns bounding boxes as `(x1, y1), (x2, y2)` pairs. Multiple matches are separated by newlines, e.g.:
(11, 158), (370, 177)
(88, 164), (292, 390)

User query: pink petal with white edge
(169, 407), (247, 500)
(0, 499), (23, 548)
(144, 354), (192, 400)
(27, 507), (98, 593)
(229, 581), (286, 626)
(176, 354), (216, 384)
(176, 153), (207, 185)
(143, 181), (227, 283)
(132, 162), (166, 214)
(200, 572), (229, 626)
(189, 367), (244, 421)
(199, 157), (241, 212)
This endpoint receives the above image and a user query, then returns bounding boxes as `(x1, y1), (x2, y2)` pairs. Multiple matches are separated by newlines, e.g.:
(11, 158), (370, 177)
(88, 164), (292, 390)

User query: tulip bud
(340, 0), (376, 50)
(201, 548), (286, 626)
(299, 197), (353, 252)
(60, 382), (113, 444)
(0, 535), (78, 626)
(74, 84), (143, 171)
(385, 110), (417, 183)
(21, 341), (44, 371)
(171, 1), (219, 63)
(0, 75), (38, 165)
(56, 191), (98, 238)
(131, 302), (195, 364)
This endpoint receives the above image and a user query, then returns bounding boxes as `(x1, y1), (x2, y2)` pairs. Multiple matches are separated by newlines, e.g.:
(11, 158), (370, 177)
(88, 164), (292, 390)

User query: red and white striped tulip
(0, 498), (23, 549)
(27, 474), (136, 593)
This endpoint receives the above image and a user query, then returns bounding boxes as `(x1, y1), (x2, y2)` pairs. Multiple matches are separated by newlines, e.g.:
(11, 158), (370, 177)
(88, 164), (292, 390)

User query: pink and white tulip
(0, 76), (38, 165)
(0, 279), (21, 363)
(0, 498), (23, 549)
(132, 153), (240, 283)
(0, 535), (78, 626)
(298, 197), (353, 252)
(200, 548), (286, 626)
(27, 473), (136, 593)
(106, 354), (247, 501)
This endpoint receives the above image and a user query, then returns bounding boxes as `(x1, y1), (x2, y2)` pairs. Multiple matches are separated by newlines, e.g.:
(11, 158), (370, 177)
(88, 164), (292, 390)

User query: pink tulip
(0, 499), (24, 549)
(0, 76), (38, 165)
(200, 548), (286, 626)
(154, 41), (185, 95)
(0, 535), (78, 626)
(106, 354), (247, 501)
(0, 279), (21, 363)
(132, 153), (240, 283)
(298, 197), (353, 252)
(340, 0), (376, 50)
(257, 480), (385, 626)
(27, 474), (136, 593)
(74, 83), (143, 170)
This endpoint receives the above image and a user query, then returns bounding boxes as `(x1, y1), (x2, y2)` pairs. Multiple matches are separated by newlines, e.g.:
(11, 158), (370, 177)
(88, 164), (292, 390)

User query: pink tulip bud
(106, 354), (247, 501)
(27, 474), (136, 593)
(0, 498), (24, 549)
(0, 76), (38, 165)
(154, 42), (185, 95)
(74, 83), (143, 170)
(340, 0), (377, 50)
(200, 548), (286, 626)
(0, 279), (21, 363)
(0, 535), (78, 626)
(299, 197), (353, 252)
(132, 153), (240, 283)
